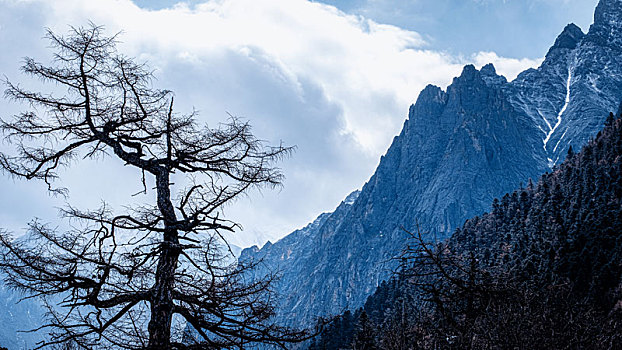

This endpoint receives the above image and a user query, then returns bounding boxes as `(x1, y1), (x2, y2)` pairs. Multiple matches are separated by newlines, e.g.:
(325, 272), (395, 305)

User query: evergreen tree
(352, 310), (376, 350)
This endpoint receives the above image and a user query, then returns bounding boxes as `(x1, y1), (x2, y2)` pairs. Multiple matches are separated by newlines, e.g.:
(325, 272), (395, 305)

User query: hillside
(313, 113), (622, 349)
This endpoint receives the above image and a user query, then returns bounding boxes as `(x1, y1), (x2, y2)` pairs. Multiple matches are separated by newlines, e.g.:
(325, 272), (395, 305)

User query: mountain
(0, 282), (45, 349)
(508, 0), (622, 167)
(239, 0), (622, 331)
(239, 190), (359, 322)
(313, 113), (622, 349)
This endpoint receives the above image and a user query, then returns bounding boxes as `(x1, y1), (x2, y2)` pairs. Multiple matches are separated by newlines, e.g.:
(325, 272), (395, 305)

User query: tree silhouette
(351, 311), (376, 350)
(0, 24), (308, 349)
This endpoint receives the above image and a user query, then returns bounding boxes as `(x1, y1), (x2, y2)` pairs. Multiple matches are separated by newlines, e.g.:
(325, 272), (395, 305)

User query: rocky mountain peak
(588, 0), (622, 46)
(448, 65), (487, 102)
(407, 84), (447, 127)
(452, 64), (506, 89)
(417, 84), (444, 100)
(456, 64), (480, 82)
(480, 63), (497, 76)
(410, 84), (446, 115)
(546, 23), (585, 58)
(480, 63), (508, 86)
(446, 64), (503, 115)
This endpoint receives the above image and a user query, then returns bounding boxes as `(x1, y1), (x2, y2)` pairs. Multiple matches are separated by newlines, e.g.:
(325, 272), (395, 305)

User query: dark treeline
(311, 112), (622, 349)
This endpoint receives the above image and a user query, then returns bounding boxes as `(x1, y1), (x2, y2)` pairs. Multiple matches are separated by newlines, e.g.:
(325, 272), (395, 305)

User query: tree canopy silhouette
(0, 24), (309, 349)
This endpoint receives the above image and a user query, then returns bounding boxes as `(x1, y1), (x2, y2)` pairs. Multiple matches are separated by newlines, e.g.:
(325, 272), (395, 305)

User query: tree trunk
(148, 172), (180, 349)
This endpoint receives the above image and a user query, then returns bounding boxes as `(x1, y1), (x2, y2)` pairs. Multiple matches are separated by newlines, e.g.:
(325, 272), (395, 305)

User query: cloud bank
(0, 0), (541, 247)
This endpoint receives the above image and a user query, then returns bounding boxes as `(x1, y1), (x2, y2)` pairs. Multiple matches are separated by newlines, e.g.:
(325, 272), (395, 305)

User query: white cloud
(0, 0), (541, 247)
(28, 0), (458, 154)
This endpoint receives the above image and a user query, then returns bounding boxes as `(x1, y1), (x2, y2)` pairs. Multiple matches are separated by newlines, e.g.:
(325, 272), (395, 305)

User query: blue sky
(0, 0), (600, 248)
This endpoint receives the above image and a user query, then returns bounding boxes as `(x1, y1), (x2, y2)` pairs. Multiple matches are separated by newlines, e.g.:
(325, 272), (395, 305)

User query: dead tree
(397, 226), (512, 349)
(0, 24), (308, 349)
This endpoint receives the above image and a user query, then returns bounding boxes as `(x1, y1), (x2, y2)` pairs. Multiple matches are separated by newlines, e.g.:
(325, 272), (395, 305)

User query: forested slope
(312, 112), (622, 349)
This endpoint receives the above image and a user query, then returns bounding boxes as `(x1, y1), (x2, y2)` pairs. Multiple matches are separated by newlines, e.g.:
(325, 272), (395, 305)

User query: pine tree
(352, 310), (376, 350)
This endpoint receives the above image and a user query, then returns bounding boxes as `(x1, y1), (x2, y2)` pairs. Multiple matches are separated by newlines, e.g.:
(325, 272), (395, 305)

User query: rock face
(239, 191), (360, 322)
(239, 0), (622, 331)
(508, 0), (622, 167)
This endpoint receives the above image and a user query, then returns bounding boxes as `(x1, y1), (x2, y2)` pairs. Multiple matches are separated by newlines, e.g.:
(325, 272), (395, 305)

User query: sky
(0, 0), (599, 248)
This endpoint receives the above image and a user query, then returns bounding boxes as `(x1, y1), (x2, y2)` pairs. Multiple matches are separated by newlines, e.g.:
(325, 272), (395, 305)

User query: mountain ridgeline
(240, 0), (622, 331)
(313, 113), (622, 349)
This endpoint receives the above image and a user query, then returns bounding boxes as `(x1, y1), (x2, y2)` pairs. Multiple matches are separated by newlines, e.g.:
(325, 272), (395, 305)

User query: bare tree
(0, 24), (309, 349)
(397, 226), (511, 349)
